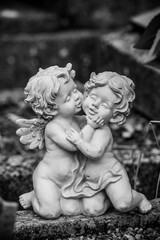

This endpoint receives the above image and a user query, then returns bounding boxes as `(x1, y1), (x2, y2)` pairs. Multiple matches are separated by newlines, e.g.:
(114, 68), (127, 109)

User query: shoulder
(45, 121), (62, 137)
(94, 126), (112, 140)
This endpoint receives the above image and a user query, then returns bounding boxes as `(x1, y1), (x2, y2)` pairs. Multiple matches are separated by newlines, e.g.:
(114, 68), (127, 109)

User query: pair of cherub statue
(16, 63), (152, 219)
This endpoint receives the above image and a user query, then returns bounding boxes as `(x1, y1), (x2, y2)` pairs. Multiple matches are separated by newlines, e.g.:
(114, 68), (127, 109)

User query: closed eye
(90, 94), (97, 100)
(101, 103), (109, 108)
(73, 88), (77, 93)
(65, 96), (71, 102)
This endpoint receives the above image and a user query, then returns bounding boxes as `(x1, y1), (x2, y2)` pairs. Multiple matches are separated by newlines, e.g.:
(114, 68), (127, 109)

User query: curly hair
(84, 71), (135, 126)
(24, 63), (75, 120)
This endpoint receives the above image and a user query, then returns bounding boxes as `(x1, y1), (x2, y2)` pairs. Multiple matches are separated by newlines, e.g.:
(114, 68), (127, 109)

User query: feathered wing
(16, 118), (47, 149)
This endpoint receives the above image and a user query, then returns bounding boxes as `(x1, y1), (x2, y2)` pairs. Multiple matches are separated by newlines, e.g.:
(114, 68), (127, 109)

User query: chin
(75, 107), (81, 113)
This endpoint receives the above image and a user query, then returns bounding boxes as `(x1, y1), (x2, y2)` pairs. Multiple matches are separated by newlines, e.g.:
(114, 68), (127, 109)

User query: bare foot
(19, 192), (32, 209)
(138, 197), (152, 213)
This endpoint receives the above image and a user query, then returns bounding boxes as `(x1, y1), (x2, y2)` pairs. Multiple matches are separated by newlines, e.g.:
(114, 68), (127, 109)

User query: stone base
(13, 199), (160, 240)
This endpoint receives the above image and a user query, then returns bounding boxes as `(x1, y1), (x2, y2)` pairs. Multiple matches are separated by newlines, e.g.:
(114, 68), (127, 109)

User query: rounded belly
(84, 154), (117, 178)
(34, 153), (76, 188)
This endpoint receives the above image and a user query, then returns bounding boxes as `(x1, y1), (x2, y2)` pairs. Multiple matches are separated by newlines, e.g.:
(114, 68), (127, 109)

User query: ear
(110, 114), (124, 125)
(45, 104), (58, 117)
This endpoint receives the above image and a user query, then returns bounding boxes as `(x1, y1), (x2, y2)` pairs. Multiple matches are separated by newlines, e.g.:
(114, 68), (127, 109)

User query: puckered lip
(76, 99), (82, 108)
(88, 107), (97, 115)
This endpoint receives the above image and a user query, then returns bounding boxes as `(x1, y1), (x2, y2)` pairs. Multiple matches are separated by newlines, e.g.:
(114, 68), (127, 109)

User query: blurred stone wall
(0, 0), (159, 89)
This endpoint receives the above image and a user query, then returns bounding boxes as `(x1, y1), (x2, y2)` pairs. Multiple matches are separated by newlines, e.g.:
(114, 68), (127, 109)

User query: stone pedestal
(13, 199), (160, 240)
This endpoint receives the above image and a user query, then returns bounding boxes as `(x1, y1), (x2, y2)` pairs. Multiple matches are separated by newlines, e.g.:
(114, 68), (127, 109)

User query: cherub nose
(92, 100), (99, 108)
(92, 102), (97, 108)
(74, 94), (79, 101)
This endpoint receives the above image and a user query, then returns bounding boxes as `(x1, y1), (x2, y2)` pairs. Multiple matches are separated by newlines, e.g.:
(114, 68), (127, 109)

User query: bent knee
(62, 199), (82, 216)
(38, 207), (61, 219)
(83, 201), (105, 216)
(114, 199), (132, 212)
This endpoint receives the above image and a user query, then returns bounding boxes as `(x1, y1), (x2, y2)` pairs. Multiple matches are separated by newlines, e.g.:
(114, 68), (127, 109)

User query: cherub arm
(74, 115), (94, 141)
(80, 116), (104, 142)
(67, 128), (110, 159)
(46, 123), (77, 151)
(80, 124), (95, 142)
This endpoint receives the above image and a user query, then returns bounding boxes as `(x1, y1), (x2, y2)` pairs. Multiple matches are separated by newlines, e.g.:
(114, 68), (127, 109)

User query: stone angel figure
(16, 63), (85, 219)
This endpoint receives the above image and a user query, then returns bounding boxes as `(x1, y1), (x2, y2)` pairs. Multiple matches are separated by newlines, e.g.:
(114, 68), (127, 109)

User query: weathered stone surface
(0, 31), (99, 89)
(97, 29), (160, 119)
(13, 199), (160, 240)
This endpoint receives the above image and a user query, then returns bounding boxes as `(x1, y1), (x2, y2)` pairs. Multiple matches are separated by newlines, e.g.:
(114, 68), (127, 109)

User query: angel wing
(16, 118), (47, 149)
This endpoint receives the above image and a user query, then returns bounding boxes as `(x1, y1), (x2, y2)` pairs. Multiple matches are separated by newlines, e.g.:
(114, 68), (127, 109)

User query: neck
(103, 123), (109, 129)
(53, 114), (74, 124)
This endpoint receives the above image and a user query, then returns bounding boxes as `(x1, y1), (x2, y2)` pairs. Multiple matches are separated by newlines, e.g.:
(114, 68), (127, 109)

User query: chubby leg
(33, 178), (62, 219)
(20, 178), (61, 219)
(82, 191), (110, 216)
(60, 197), (82, 216)
(105, 167), (152, 213)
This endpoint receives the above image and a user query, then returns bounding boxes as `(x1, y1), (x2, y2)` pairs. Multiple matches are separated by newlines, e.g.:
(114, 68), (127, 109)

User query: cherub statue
(66, 71), (152, 215)
(16, 63), (84, 219)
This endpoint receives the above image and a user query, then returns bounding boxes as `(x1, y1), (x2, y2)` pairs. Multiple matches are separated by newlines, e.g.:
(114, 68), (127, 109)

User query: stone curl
(24, 63), (75, 120)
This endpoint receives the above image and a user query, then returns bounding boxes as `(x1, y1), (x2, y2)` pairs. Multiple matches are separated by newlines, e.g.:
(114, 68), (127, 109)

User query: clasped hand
(66, 128), (81, 144)
(86, 115), (104, 129)
(66, 115), (104, 144)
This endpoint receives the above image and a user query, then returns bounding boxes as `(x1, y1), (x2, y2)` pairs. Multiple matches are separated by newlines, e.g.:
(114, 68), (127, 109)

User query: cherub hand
(86, 115), (104, 129)
(66, 128), (81, 144)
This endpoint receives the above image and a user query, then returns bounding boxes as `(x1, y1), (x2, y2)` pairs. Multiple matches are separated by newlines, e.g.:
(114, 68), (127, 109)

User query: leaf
(134, 13), (160, 49)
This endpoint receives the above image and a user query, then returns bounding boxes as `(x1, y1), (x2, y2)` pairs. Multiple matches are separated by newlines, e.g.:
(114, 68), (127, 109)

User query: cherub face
(55, 77), (83, 117)
(82, 85), (117, 123)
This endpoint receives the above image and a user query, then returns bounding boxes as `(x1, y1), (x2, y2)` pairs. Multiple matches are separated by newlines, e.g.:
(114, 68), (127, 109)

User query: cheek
(82, 98), (89, 112)
(78, 92), (83, 101)
(68, 100), (76, 110)
(60, 101), (75, 114)
(99, 108), (110, 118)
